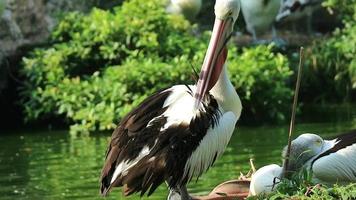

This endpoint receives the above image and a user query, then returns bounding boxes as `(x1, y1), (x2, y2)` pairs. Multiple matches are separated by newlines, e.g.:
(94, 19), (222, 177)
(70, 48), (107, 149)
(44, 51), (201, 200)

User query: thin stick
(250, 158), (256, 173)
(282, 47), (304, 178)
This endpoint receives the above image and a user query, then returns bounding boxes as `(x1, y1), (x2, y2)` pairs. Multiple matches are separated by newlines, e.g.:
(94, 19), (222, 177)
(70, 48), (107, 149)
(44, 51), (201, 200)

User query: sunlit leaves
(228, 45), (293, 123)
(20, 0), (292, 133)
(305, 1), (356, 102)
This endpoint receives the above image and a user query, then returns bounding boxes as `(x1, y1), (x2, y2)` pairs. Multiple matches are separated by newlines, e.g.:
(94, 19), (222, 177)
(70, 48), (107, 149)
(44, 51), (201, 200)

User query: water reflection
(0, 121), (355, 199)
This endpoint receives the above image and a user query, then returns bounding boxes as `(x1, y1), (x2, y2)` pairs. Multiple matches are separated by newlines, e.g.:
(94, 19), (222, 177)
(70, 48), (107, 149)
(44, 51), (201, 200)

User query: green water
(1, 120), (355, 200)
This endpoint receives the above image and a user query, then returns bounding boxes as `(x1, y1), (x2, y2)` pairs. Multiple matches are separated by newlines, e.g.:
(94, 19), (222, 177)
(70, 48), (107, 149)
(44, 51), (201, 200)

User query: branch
(282, 47), (304, 178)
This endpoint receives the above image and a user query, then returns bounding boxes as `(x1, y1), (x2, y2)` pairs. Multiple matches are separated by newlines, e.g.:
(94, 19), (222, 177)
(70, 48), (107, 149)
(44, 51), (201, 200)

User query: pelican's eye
(314, 139), (322, 146)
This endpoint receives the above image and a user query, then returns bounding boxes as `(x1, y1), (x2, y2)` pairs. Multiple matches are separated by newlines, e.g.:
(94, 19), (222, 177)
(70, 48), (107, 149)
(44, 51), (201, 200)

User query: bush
(54, 57), (199, 133)
(302, 0), (356, 102)
(322, 0), (356, 22)
(20, 0), (293, 133)
(228, 45), (293, 123)
(250, 183), (356, 200)
(20, 0), (204, 122)
(248, 169), (356, 199)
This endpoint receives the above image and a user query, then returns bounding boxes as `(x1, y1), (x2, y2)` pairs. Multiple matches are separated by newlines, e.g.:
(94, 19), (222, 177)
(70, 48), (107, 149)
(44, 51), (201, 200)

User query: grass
(248, 170), (356, 200)
(258, 183), (356, 200)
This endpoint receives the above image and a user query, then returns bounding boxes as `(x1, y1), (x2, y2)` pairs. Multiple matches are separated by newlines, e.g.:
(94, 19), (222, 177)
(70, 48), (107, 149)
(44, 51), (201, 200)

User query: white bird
(249, 131), (356, 196)
(240, 0), (281, 42)
(284, 132), (356, 185)
(100, 0), (242, 199)
(249, 164), (282, 196)
(167, 0), (202, 21)
(276, 0), (321, 34)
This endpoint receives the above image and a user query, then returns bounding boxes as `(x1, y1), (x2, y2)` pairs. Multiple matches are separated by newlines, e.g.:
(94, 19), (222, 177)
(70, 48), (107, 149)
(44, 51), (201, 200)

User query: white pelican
(240, 0), (281, 41)
(249, 164), (282, 196)
(249, 131), (356, 196)
(284, 131), (356, 185)
(100, 0), (242, 199)
(276, 0), (321, 33)
(166, 0), (202, 21)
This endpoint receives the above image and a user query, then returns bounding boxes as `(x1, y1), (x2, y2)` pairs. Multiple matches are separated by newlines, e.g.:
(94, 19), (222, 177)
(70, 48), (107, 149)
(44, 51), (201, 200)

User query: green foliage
(228, 45), (293, 123)
(322, 0), (356, 22)
(51, 0), (200, 62)
(55, 57), (199, 134)
(302, 0), (356, 102)
(20, 0), (204, 123)
(249, 170), (356, 200)
(0, 1), (5, 16)
(20, 0), (292, 133)
(253, 183), (356, 200)
(272, 169), (314, 197)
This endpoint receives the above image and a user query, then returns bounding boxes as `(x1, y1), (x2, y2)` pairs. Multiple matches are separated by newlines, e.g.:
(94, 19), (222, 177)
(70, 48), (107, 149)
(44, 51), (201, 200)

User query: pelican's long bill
(194, 17), (233, 109)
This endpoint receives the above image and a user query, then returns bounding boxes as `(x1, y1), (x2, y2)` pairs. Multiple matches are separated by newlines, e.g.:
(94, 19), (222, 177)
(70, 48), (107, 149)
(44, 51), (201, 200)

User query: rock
(0, 0), (124, 128)
(0, 0), (123, 93)
(0, 0), (94, 56)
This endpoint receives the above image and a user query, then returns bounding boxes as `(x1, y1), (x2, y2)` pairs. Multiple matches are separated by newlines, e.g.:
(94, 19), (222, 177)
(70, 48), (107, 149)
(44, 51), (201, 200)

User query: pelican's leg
(271, 25), (278, 40)
(167, 186), (192, 200)
(251, 30), (258, 42)
(179, 185), (192, 200)
(271, 25), (286, 47)
(250, 27), (268, 45)
(167, 188), (181, 200)
(250, 27), (258, 42)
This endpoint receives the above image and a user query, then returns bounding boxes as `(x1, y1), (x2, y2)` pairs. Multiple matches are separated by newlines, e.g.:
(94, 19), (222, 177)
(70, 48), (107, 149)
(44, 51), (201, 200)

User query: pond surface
(1, 120), (355, 200)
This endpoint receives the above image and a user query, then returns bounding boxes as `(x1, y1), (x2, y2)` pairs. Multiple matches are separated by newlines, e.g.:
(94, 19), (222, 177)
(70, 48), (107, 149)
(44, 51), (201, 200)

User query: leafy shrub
(21, 47), (292, 133)
(248, 169), (356, 200)
(300, 0), (356, 102)
(55, 57), (199, 133)
(51, 1), (201, 62)
(0, 1), (5, 16)
(228, 45), (293, 123)
(20, 0), (292, 133)
(250, 183), (356, 200)
(20, 0), (204, 122)
(322, 0), (356, 22)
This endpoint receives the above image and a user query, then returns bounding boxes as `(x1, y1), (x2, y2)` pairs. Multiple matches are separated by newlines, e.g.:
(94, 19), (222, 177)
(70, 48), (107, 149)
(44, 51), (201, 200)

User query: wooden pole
(282, 47), (304, 178)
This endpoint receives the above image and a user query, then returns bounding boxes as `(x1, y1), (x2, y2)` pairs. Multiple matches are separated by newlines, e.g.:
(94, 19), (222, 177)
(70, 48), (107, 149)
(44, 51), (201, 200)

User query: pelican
(276, 0), (321, 34)
(249, 131), (356, 196)
(284, 131), (356, 184)
(249, 164), (282, 196)
(166, 0), (202, 21)
(100, 0), (242, 199)
(240, 0), (281, 42)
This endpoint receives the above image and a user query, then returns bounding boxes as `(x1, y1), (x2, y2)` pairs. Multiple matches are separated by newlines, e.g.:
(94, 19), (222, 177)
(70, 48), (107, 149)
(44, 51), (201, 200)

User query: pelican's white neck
(210, 64), (241, 118)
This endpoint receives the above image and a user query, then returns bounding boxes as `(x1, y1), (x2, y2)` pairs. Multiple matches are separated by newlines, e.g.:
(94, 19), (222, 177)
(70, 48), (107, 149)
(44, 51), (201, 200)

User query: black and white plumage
(249, 130), (356, 195)
(276, 0), (321, 33)
(166, 0), (202, 21)
(240, 0), (281, 41)
(276, 0), (321, 21)
(100, 0), (242, 199)
(101, 86), (236, 195)
(298, 131), (356, 184)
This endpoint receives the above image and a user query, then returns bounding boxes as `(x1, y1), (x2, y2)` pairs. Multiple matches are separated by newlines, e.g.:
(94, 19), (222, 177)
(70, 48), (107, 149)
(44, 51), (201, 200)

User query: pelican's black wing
(100, 87), (221, 197)
(100, 88), (171, 195)
(310, 130), (356, 183)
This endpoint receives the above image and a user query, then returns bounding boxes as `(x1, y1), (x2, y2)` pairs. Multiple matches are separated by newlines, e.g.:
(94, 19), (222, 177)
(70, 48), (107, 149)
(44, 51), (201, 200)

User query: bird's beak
(194, 17), (233, 108)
